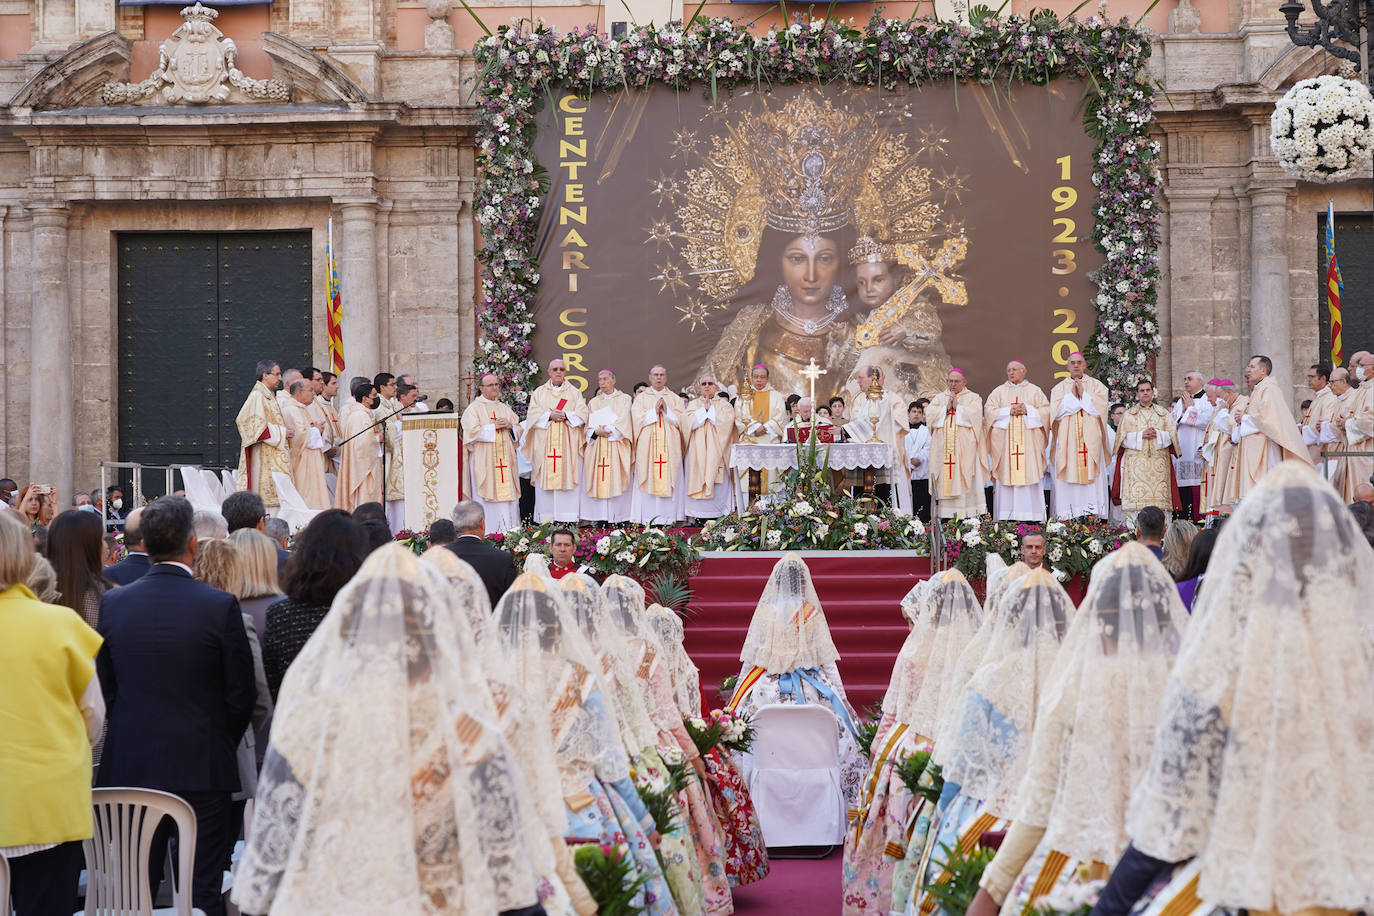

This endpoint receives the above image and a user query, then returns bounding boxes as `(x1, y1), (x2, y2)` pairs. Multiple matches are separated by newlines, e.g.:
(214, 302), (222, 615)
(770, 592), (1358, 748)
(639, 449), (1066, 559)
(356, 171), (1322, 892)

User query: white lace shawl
(494, 572), (634, 791)
(423, 545), (500, 651)
(522, 551), (554, 581)
(1012, 542), (1186, 866)
(941, 568), (1075, 817)
(648, 604), (702, 719)
(738, 552), (841, 673)
(899, 579), (929, 625)
(931, 562), (1032, 765)
(232, 546), (544, 916)
(885, 569), (982, 740)
(561, 574), (661, 753)
(1127, 462), (1374, 912)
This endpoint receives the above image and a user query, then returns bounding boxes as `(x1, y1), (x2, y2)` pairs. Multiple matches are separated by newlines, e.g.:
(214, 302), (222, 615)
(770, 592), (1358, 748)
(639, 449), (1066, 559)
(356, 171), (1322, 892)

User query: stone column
(29, 204), (73, 498)
(337, 200), (381, 380)
(1163, 188), (1216, 381)
(1248, 186), (1294, 392)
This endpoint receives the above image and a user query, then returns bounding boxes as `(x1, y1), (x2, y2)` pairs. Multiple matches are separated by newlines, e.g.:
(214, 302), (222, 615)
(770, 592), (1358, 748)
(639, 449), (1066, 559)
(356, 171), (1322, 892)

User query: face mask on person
(111, 498), (123, 510)
(1358, 366), (1368, 382)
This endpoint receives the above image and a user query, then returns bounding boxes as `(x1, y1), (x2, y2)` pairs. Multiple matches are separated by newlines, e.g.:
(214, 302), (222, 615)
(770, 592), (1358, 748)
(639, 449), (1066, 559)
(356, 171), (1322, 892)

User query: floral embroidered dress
(842, 570), (981, 916)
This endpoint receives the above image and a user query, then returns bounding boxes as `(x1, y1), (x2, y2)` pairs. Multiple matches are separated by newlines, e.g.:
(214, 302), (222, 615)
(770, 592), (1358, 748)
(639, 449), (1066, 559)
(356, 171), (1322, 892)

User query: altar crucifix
(800, 358), (827, 405)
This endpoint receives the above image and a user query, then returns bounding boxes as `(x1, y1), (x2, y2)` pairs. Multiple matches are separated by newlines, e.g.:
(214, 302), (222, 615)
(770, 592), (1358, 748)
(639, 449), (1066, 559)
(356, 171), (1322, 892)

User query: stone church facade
(0, 0), (1363, 498)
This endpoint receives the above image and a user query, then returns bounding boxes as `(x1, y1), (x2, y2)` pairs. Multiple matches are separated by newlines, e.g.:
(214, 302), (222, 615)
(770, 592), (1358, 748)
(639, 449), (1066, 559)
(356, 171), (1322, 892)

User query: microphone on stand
(415, 394), (429, 402)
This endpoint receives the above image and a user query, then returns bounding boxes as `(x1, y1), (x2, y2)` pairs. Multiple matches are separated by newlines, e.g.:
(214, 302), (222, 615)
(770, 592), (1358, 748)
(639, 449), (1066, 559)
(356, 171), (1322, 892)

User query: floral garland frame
(472, 10), (1161, 403)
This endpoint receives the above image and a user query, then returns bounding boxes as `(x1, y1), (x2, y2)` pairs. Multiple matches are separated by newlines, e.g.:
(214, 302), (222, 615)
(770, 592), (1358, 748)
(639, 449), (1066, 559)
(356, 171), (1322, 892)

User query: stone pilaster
(1248, 185), (1295, 392)
(29, 203), (73, 498)
(337, 199), (382, 379)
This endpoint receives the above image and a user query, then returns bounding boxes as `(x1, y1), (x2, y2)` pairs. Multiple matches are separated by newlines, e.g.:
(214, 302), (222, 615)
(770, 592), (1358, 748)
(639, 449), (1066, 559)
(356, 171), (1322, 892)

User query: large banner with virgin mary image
(530, 82), (1102, 402)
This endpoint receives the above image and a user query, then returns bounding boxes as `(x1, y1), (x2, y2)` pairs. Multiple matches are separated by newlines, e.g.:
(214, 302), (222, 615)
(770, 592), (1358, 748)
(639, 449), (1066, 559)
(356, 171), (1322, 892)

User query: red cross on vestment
(597, 456), (610, 482)
(546, 448), (562, 474)
(944, 452), (957, 481)
(653, 453), (668, 479)
(1011, 443), (1024, 470)
(494, 455), (509, 483)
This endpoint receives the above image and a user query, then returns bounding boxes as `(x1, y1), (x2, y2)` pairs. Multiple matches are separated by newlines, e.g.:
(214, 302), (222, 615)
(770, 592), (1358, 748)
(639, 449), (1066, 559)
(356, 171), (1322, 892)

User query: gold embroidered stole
(489, 406), (518, 502)
(941, 401), (958, 497)
(1072, 409), (1090, 484)
(593, 434), (613, 499)
(649, 407), (672, 497)
(1008, 397), (1028, 486)
(544, 413), (570, 490)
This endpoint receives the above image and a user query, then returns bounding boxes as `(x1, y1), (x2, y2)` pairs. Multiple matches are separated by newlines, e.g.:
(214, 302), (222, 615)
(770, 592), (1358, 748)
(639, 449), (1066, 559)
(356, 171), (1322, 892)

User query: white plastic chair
(271, 472), (323, 532)
(178, 469), (218, 514)
(219, 470), (237, 497)
(743, 703), (847, 848)
(199, 470), (226, 505)
(82, 787), (204, 916)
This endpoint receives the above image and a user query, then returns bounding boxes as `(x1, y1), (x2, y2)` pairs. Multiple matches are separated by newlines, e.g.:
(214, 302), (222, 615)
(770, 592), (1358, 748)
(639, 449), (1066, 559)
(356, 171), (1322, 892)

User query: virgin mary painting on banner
(665, 90), (969, 402)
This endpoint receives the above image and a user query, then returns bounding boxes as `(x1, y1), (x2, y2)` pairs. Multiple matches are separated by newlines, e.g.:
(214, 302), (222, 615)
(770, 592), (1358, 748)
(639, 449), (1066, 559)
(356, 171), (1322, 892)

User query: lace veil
(233, 545), (542, 915)
(648, 603), (703, 719)
(932, 561), (1031, 763)
(421, 545), (498, 651)
(899, 579), (929, 626)
(885, 569), (982, 739)
(494, 572), (634, 787)
(739, 552), (841, 673)
(523, 551), (554, 581)
(1127, 462), (1374, 912)
(1013, 542), (1186, 865)
(940, 567), (1074, 816)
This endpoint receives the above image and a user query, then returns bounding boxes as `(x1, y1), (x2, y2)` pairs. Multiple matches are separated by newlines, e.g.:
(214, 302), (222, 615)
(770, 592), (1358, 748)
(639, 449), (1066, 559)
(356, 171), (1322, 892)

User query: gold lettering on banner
(1050, 155), (1083, 377)
(421, 428), (440, 528)
(559, 94), (591, 391)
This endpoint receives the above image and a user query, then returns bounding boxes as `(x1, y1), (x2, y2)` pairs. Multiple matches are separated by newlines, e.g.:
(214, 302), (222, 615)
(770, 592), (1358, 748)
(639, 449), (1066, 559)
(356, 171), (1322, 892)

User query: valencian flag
(326, 216), (345, 373)
(1325, 200), (1344, 366)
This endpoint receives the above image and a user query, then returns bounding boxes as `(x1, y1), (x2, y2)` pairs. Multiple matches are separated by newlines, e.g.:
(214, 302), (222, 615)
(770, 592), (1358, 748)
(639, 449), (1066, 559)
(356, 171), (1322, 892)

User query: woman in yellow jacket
(0, 510), (104, 916)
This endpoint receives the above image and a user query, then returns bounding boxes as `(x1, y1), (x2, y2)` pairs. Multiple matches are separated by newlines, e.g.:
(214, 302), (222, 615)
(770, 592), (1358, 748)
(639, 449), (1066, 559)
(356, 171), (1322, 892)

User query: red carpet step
(685, 551), (932, 714)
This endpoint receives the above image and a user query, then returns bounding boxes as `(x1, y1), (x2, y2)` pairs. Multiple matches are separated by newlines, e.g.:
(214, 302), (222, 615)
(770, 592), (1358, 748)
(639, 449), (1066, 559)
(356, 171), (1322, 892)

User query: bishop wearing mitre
(684, 374), (737, 521)
(281, 378), (331, 510)
(1048, 352), (1110, 520)
(461, 374), (523, 534)
(236, 359), (293, 509)
(582, 369), (634, 524)
(1199, 380), (1240, 515)
(1301, 363), (1340, 478)
(1112, 378), (1179, 520)
(925, 368), (986, 518)
(843, 365), (912, 515)
(984, 360), (1050, 522)
(631, 365), (686, 525)
(1329, 366), (1371, 502)
(335, 377), (384, 512)
(1222, 354), (1311, 504)
(734, 363), (788, 502)
(521, 358), (588, 523)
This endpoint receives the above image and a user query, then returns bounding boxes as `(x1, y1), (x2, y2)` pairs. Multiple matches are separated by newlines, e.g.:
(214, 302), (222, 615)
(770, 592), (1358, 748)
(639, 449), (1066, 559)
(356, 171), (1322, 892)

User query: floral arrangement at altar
(1271, 73), (1374, 183)
(938, 516), (1132, 580)
(471, 7), (1161, 401)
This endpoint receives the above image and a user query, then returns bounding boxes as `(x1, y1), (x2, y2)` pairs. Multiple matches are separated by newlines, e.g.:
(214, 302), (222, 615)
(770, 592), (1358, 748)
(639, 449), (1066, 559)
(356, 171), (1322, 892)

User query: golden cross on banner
(799, 357), (827, 405)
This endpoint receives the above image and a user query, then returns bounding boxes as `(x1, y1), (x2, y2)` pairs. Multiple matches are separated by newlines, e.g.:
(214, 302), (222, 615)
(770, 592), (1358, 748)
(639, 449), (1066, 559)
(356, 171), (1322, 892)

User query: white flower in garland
(1271, 75), (1374, 183)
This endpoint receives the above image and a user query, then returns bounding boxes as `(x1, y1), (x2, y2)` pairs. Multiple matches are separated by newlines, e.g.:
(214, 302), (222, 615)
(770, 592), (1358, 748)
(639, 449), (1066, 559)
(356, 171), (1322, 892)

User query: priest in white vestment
(581, 369), (634, 524)
(460, 374), (523, 534)
(843, 365), (912, 515)
(734, 364), (788, 504)
(925, 369), (987, 519)
(1199, 380), (1239, 515)
(1301, 363), (1340, 479)
(1169, 370), (1213, 520)
(1048, 352), (1110, 520)
(335, 378), (383, 512)
(521, 359), (588, 523)
(1330, 366), (1372, 502)
(236, 359), (293, 509)
(984, 361), (1050, 521)
(904, 401), (932, 522)
(684, 374), (737, 521)
(630, 365), (686, 525)
(281, 379), (331, 510)
(1222, 355), (1311, 505)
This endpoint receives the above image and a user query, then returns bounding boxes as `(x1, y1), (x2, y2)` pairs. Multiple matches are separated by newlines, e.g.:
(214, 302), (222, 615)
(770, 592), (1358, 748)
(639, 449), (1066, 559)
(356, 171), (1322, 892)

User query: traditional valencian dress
(982, 543), (1186, 915)
(1097, 462), (1374, 916)
(232, 547), (554, 915)
(725, 553), (866, 805)
(494, 574), (678, 916)
(903, 568), (1074, 916)
(842, 570), (981, 916)
(648, 603), (769, 889)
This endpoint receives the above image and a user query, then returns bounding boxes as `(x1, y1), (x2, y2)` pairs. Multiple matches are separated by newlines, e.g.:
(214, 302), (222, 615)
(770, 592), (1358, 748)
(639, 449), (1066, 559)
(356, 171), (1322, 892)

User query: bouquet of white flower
(1271, 74), (1374, 183)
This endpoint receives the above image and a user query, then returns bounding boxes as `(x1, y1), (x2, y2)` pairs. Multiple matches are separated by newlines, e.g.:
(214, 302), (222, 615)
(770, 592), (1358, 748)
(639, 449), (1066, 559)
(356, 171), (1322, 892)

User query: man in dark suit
(223, 490), (290, 572)
(103, 507), (150, 585)
(445, 499), (517, 607)
(96, 496), (256, 916)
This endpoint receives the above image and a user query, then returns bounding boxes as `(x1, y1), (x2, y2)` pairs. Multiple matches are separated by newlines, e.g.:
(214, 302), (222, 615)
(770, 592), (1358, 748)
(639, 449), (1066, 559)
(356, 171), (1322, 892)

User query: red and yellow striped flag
(1325, 201), (1343, 366)
(326, 216), (345, 373)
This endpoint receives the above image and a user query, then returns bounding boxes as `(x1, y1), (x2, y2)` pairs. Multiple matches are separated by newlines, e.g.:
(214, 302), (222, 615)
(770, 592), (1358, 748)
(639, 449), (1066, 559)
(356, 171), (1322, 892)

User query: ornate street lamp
(1281, 0), (1369, 82)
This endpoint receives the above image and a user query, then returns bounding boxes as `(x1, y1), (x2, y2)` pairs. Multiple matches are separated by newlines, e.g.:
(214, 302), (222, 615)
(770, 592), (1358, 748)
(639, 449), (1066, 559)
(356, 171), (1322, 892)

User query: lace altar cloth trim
(729, 442), (894, 472)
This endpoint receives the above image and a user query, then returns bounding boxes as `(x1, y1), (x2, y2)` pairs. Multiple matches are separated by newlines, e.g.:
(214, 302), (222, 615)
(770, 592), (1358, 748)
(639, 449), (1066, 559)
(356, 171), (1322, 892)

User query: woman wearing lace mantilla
(725, 552), (866, 805)
(232, 546), (550, 916)
(967, 542), (1187, 916)
(904, 567), (1075, 916)
(1090, 462), (1374, 916)
(843, 569), (982, 916)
